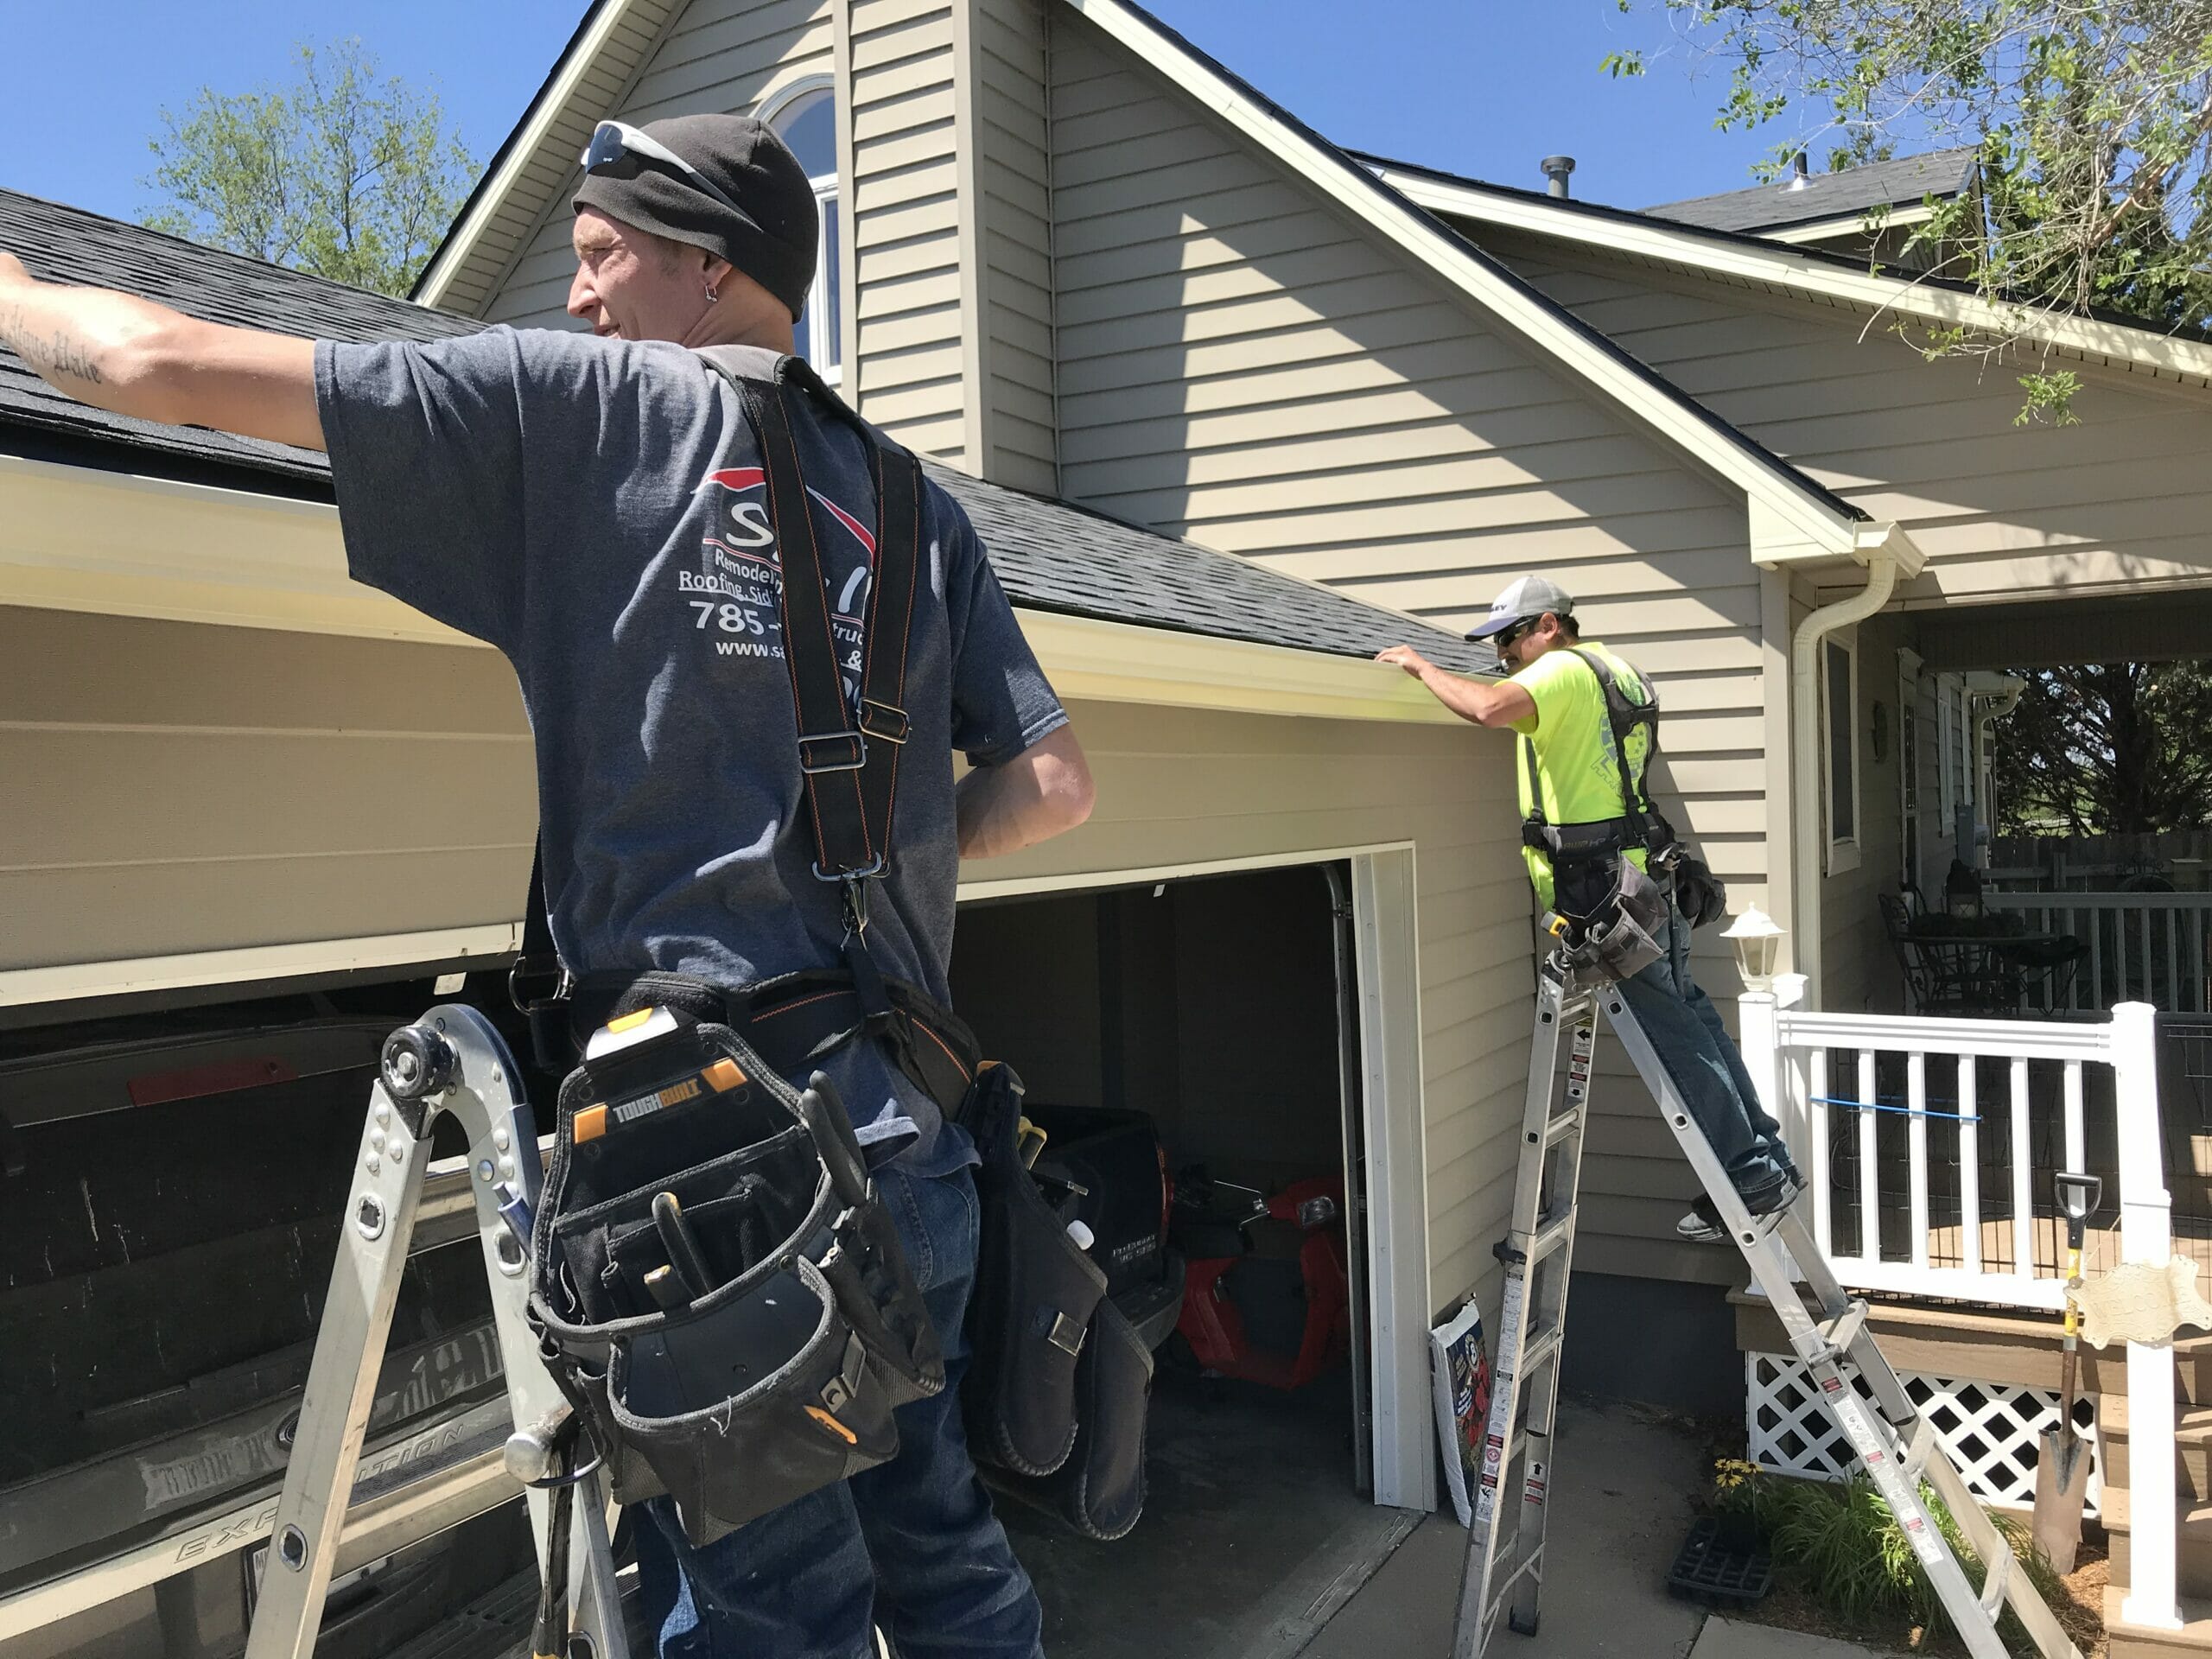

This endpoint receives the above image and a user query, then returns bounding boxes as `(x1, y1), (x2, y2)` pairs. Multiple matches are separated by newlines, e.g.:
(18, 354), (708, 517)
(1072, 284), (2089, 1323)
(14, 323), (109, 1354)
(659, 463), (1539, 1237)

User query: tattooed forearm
(0, 300), (105, 385)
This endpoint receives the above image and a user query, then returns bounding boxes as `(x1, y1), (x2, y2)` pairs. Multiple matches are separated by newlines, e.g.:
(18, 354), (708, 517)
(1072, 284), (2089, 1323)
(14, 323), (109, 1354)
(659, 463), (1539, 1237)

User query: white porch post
(1737, 989), (1795, 1152)
(2112, 1001), (2182, 1630)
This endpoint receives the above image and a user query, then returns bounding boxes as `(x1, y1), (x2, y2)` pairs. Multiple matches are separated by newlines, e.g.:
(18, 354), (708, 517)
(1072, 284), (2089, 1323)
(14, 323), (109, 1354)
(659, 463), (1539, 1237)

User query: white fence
(1738, 991), (2183, 1630)
(1983, 890), (2212, 1014)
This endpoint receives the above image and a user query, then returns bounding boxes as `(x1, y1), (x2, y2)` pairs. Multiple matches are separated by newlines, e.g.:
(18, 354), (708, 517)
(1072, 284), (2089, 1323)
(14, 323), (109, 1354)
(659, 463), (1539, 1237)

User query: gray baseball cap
(1465, 574), (1574, 639)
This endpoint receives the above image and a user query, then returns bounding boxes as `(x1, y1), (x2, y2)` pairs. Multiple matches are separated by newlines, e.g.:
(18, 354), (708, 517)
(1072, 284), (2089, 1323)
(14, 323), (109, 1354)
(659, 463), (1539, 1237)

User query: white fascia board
(414, 0), (650, 310)
(1016, 609), (1471, 725)
(1763, 201), (1936, 245)
(1062, 0), (1867, 558)
(1379, 164), (2212, 390)
(0, 453), (1469, 725)
(0, 925), (524, 1010)
(1747, 494), (1926, 578)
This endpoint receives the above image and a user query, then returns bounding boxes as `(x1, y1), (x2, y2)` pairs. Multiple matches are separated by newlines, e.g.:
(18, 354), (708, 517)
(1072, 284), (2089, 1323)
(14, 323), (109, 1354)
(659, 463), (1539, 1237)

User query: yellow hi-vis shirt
(1508, 641), (1654, 912)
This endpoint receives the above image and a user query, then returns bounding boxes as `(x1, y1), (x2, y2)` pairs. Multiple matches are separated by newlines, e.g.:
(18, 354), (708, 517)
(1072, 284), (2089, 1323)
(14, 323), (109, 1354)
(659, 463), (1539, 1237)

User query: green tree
(1604, 1), (2212, 421)
(143, 39), (474, 297)
(1989, 661), (2212, 836)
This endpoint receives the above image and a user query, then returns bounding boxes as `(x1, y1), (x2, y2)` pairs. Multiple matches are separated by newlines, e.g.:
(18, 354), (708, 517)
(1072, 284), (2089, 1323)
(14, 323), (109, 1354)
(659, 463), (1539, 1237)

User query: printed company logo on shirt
(680, 465), (874, 685)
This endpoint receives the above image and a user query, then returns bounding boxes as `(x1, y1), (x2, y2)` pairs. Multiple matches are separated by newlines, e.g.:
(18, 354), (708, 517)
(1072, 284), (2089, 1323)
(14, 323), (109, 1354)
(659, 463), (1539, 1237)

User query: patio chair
(1880, 893), (2028, 1015)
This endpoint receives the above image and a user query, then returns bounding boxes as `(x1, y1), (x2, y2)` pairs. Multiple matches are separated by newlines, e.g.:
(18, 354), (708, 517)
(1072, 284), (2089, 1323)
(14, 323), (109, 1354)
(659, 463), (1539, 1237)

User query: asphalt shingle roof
(1642, 148), (1980, 235)
(0, 188), (1487, 674)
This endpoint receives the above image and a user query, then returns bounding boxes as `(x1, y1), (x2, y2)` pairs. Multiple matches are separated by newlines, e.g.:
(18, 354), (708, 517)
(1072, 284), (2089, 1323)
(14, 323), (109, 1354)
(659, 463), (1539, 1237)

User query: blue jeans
(1614, 905), (1796, 1199)
(632, 1162), (1045, 1659)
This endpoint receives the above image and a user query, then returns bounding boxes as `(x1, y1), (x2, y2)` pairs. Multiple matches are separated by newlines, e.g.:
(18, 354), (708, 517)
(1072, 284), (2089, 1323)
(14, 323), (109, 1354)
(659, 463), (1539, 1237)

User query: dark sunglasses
(581, 121), (747, 218)
(1494, 618), (1536, 652)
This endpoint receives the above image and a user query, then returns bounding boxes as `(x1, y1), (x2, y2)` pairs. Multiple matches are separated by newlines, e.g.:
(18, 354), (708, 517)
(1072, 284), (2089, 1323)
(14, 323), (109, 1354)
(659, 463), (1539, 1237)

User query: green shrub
(1708, 1459), (2068, 1653)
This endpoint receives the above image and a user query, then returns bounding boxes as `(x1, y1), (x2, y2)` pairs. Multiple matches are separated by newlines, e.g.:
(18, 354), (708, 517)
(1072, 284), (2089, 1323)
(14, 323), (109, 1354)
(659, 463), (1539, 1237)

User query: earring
(705, 283), (719, 303)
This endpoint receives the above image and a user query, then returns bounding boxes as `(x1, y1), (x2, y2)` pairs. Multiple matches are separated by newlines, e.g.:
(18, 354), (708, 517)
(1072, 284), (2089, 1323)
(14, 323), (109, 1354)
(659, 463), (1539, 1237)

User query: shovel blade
(2031, 1427), (2090, 1576)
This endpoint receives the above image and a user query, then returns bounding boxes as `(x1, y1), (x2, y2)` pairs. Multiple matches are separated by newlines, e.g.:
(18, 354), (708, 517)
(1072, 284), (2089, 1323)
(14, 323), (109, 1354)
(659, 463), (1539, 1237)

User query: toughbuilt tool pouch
(959, 1061), (1152, 1541)
(1522, 647), (1728, 986)
(527, 1005), (943, 1546)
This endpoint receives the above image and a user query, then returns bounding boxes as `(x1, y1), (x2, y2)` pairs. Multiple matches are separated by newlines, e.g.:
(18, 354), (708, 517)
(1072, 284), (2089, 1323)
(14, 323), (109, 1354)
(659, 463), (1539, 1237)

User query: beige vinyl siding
(966, 0), (1058, 492)
(979, 696), (1531, 1313)
(847, 0), (966, 463)
(434, 0), (683, 315)
(1046, 11), (1767, 1287)
(481, 0), (836, 330)
(1478, 227), (2212, 609)
(0, 607), (533, 971)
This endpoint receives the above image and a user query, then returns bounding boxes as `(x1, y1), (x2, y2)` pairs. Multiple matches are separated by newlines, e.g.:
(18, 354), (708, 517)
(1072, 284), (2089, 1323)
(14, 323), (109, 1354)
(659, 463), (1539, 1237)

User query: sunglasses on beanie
(581, 121), (747, 218)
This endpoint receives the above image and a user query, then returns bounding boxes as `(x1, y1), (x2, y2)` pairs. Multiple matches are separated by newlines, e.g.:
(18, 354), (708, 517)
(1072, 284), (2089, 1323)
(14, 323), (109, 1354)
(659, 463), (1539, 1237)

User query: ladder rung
(1902, 1419), (1940, 1481)
(1521, 1327), (1562, 1377)
(1541, 1107), (1585, 1148)
(1817, 1300), (1869, 1362)
(1978, 1549), (2010, 1618)
(1530, 1211), (1576, 1263)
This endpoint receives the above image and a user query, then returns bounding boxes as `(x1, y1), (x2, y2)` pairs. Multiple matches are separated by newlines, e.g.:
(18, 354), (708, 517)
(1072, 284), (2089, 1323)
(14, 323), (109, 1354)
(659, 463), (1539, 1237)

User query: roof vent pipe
(1541, 156), (1575, 198)
(1785, 150), (1811, 190)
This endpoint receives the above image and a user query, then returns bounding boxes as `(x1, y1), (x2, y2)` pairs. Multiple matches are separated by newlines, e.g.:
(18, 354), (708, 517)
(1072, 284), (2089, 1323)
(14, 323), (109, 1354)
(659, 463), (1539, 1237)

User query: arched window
(766, 84), (840, 380)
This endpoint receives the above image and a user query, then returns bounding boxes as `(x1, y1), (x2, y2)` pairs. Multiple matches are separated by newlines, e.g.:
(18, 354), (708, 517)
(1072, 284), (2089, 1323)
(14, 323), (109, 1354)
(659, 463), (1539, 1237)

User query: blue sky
(8, 1), (1803, 231)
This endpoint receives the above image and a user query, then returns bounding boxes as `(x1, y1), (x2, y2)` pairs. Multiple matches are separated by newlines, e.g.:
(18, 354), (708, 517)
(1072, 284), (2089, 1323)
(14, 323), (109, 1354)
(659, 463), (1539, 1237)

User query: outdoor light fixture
(1722, 906), (1784, 990)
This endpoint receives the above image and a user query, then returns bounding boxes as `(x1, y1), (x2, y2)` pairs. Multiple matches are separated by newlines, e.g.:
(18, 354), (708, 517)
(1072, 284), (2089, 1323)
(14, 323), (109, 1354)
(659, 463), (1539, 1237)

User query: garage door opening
(950, 861), (1414, 1659)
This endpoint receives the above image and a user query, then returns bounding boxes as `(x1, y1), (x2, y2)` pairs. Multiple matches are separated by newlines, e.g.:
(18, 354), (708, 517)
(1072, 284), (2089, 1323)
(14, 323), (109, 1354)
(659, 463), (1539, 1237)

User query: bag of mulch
(1430, 1296), (1493, 1528)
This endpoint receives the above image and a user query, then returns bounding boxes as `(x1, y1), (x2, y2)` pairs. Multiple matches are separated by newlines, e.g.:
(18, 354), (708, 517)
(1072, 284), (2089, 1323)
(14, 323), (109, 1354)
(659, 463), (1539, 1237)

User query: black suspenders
(512, 353), (926, 1053)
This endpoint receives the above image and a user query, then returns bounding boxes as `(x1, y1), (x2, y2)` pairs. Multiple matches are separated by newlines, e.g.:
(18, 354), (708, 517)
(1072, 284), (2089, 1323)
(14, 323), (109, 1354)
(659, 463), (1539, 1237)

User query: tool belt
(526, 1004), (944, 1545)
(1522, 647), (1727, 986)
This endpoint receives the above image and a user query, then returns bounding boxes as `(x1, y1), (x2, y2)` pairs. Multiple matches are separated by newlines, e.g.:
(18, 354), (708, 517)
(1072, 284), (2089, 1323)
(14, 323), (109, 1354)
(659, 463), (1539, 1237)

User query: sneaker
(1675, 1173), (1806, 1244)
(1675, 1197), (1726, 1243)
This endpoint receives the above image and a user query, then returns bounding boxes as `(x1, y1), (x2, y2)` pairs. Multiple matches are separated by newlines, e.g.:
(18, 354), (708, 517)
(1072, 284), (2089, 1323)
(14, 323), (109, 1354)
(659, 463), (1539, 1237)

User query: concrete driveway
(1296, 1400), (1895, 1659)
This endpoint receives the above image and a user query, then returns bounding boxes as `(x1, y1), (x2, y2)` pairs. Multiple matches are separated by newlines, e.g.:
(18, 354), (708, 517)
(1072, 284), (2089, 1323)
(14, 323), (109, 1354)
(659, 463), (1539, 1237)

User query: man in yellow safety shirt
(1378, 575), (1801, 1242)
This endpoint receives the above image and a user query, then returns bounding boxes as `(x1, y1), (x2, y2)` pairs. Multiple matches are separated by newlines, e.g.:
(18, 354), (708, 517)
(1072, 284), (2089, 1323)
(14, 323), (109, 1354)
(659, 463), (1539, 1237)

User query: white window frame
(758, 77), (841, 385)
(1821, 631), (1862, 874)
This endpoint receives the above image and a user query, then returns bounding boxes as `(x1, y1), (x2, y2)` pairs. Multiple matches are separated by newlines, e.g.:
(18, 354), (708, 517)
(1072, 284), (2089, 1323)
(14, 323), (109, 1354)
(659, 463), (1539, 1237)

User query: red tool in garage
(1171, 1170), (1350, 1390)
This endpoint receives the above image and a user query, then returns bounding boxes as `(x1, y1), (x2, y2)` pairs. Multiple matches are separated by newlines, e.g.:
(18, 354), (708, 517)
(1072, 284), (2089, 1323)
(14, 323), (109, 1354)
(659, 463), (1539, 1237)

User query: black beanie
(574, 114), (818, 321)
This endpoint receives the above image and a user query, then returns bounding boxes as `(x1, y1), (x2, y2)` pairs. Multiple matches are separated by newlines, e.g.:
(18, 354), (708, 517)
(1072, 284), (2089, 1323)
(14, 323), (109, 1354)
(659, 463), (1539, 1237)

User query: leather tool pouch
(527, 1002), (944, 1547)
(958, 1062), (1110, 1480)
(1022, 1296), (1154, 1540)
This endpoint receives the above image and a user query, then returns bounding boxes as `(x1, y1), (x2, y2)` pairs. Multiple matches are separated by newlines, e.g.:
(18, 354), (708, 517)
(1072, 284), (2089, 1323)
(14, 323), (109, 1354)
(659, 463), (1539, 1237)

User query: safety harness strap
(1520, 646), (1665, 859)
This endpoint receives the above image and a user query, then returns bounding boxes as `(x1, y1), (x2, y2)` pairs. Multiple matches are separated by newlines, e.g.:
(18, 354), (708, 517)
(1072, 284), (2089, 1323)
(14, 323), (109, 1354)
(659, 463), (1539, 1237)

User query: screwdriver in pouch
(652, 1191), (715, 1299)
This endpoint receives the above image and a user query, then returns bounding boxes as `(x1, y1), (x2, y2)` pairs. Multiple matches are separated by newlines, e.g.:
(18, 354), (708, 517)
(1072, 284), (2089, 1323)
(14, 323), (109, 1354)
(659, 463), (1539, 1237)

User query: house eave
(1375, 162), (2212, 392)
(0, 453), (1470, 727)
(1762, 201), (1936, 245)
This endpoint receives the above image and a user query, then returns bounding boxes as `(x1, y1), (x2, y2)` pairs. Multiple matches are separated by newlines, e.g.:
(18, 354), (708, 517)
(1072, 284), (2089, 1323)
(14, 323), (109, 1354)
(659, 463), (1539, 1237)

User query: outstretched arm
(957, 724), (1096, 859)
(0, 252), (323, 451)
(1376, 645), (1535, 729)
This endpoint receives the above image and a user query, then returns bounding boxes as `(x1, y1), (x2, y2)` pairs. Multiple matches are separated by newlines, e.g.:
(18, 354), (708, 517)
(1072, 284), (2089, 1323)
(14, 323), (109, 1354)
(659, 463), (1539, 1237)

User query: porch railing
(1983, 890), (2212, 1013)
(1738, 992), (2182, 1628)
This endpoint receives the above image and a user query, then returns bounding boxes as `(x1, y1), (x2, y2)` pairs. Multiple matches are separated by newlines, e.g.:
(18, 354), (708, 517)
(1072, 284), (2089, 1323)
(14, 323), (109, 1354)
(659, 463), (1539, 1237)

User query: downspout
(1792, 551), (1900, 1008)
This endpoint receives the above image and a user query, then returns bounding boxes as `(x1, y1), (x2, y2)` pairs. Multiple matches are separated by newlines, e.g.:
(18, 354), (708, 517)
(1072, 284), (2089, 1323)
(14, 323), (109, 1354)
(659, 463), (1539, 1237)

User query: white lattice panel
(1746, 1352), (2101, 1515)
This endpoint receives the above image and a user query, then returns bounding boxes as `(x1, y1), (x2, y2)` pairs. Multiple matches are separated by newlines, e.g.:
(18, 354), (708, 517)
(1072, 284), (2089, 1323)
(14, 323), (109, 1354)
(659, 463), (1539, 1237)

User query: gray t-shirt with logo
(313, 328), (1068, 1173)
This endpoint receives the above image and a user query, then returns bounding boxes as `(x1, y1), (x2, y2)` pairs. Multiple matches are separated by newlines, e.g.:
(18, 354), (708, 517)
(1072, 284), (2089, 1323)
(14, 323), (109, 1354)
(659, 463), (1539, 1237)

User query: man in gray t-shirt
(3, 111), (1088, 1659)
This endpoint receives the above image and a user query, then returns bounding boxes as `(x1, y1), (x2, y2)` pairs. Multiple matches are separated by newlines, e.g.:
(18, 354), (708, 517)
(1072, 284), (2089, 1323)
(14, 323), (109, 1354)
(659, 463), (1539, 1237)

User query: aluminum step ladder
(1450, 962), (2082, 1659)
(245, 1003), (628, 1659)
